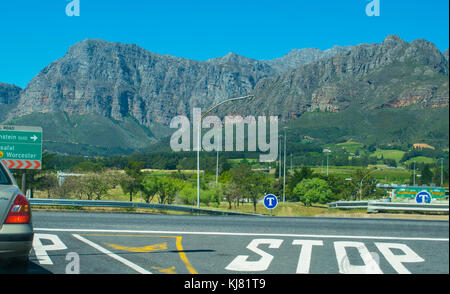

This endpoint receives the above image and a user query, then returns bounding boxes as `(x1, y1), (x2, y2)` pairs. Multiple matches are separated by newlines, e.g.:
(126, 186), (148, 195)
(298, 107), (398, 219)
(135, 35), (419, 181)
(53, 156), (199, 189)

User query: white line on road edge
(72, 234), (152, 274)
(34, 228), (449, 242)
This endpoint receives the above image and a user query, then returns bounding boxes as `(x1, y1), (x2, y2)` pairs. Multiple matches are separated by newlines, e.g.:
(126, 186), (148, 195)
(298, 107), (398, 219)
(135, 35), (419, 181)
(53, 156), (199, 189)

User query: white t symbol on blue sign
(416, 191), (431, 204)
(264, 194), (278, 210)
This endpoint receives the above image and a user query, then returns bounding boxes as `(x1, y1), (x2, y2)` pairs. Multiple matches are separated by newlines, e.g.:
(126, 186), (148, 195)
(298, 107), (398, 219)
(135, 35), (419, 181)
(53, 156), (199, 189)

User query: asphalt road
(1, 210), (448, 275)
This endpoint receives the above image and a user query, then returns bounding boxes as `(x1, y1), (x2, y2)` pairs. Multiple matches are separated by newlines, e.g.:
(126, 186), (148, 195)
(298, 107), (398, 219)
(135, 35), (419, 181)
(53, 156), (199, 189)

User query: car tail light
(4, 194), (31, 224)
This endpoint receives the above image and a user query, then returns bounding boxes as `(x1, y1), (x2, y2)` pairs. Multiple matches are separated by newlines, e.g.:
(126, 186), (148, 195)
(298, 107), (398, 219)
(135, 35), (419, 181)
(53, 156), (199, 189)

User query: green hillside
(4, 112), (158, 156)
(285, 105), (449, 149)
(370, 150), (406, 162)
(2, 105), (448, 157)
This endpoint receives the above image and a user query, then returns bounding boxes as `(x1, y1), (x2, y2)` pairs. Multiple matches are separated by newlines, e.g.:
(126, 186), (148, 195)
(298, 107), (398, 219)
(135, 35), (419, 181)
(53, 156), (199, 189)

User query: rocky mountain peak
(382, 35), (407, 46)
(207, 52), (259, 66)
(266, 46), (353, 74)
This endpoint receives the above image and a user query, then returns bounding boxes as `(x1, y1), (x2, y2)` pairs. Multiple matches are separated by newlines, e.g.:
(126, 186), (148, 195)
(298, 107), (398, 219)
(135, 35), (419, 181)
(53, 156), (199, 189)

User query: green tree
(157, 177), (183, 204)
(317, 174), (351, 202)
(178, 183), (197, 205)
(121, 161), (144, 202)
(247, 172), (272, 213)
(34, 174), (58, 198)
(432, 165), (449, 187)
(83, 173), (111, 200)
(220, 181), (240, 209)
(351, 169), (378, 200)
(141, 174), (162, 203)
(57, 176), (83, 199)
(293, 178), (333, 206)
(229, 163), (253, 206)
(419, 164), (433, 186)
(287, 167), (315, 200)
(73, 161), (105, 173)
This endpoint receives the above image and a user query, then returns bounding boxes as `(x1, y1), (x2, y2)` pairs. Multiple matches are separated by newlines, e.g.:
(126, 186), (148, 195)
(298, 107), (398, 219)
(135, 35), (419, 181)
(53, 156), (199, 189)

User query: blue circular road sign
(264, 194), (278, 210)
(416, 190), (431, 204)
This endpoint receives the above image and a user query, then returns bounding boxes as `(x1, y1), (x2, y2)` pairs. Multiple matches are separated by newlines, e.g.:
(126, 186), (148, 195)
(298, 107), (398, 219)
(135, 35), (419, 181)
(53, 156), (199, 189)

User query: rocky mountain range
(1, 35), (448, 155)
(234, 35), (449, 120)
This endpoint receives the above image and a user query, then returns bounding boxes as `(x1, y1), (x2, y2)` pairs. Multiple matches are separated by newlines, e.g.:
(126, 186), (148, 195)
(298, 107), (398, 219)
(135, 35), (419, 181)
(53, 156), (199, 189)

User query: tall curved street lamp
(196, 94), (255, 209)
(358, 168), (380, 200)
(323, 149), (332, 176)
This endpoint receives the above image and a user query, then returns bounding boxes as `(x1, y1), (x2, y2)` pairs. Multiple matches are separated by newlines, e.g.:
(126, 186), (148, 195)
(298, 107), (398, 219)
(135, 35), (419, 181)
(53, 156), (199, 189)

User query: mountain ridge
(1, 35), (448, 155)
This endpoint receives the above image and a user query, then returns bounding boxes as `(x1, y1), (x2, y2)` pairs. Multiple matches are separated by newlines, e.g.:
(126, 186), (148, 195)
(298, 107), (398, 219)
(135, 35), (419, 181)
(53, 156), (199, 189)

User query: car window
(0, 164), (12, 185)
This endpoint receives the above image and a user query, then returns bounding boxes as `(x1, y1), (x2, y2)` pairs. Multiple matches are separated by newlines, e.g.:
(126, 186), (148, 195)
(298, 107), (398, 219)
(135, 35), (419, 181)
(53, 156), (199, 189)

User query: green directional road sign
(395, 186), (446, 199)
(0, 125), (43, 170)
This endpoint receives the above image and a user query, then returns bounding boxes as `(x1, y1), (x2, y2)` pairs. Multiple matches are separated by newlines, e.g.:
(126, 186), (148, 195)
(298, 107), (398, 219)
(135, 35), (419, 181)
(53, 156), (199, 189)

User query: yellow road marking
(81, 234), (198, 274)
(174, 236), (198, 274)
(104, 242), (167, 253)
(152, 266), (177, 274)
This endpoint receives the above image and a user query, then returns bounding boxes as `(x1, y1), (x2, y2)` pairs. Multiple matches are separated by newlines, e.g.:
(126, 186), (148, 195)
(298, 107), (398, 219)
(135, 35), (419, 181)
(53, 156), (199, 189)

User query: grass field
(405, 156), (436, 165)
(310, 165), (411, 183)
(371, 168), (411, 183)
(335, 141), (365, 154)
(370, 149), (406, 162)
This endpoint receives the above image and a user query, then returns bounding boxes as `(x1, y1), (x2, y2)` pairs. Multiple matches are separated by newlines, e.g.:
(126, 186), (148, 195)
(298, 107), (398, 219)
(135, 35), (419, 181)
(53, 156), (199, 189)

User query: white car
(0, 160), (34, 266)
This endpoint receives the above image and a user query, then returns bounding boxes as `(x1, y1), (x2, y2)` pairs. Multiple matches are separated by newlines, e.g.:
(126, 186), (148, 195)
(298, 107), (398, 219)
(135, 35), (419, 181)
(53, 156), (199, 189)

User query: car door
(0, 163), (20, 227)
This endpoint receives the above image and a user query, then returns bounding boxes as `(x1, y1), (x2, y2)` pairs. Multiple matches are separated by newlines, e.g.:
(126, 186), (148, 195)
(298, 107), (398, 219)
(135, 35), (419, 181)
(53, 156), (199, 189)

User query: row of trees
(26, 158), (388, 212)
(30, 171), (122, 201)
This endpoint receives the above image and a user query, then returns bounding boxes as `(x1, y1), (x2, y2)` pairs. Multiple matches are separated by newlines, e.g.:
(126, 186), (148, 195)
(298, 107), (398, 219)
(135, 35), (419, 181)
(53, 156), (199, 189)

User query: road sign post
(264, 194), (278, 216)
(0, 125), (43, 170)
(396, 186), (445, 200)
(415, 190), (432, 204)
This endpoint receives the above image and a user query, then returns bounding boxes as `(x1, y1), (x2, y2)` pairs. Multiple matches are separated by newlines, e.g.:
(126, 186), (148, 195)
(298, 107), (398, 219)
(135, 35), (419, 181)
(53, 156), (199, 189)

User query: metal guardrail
(367, 201), (449, 213)
(29, 198), (262, 217)
(328, 201), (368, 209)
(328, 200), (449, 214)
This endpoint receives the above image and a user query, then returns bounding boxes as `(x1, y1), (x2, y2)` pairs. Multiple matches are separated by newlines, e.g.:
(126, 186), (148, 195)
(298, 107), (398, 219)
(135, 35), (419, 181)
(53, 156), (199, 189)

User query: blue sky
(0, 0), (448, 88)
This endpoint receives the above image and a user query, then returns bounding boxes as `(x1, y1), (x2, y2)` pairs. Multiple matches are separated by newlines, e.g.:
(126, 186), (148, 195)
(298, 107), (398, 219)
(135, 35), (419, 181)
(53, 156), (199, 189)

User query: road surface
(1, 210), (448, 275)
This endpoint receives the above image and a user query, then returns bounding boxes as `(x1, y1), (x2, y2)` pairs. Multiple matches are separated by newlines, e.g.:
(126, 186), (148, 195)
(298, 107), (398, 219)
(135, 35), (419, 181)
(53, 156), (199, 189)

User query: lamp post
(216, 139), (219, 184)
(358, 168), (379, 201)
(323, 149), (331, 176)
(283, 127), (287, 203)
(278, 136), (282, 179)
(196, 95), (255, 209)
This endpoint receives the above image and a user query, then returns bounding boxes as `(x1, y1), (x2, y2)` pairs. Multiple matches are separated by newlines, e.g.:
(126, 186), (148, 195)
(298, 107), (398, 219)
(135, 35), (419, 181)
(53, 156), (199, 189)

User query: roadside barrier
(29, 198), (262, 216)
(328, 200), (449, 214)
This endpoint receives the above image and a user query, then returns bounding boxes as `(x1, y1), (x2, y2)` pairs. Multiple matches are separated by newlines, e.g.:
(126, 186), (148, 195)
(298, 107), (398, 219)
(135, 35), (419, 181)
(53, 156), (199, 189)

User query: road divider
(29, 198), (262, 216)
(328, 200), (449, 214)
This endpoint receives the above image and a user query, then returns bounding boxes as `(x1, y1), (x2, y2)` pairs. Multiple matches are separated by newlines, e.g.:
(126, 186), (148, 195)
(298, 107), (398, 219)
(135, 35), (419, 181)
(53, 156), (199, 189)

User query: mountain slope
(3, 35), (449, 155)
(6, 112), (158, 156)
(219, 36), (448, 120)
(0, 82), (21, 122)
(12, 39), (277, 126)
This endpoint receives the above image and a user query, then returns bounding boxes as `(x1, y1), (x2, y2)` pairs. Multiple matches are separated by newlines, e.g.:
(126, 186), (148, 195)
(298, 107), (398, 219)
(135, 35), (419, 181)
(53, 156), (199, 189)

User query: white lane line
(34, 228), (449, 242)
(72, 234), (152, 274)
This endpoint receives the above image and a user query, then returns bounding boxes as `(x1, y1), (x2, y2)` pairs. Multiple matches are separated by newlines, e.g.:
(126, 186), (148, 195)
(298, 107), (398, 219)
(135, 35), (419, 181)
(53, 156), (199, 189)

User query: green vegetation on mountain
(6, 112), (158, 156)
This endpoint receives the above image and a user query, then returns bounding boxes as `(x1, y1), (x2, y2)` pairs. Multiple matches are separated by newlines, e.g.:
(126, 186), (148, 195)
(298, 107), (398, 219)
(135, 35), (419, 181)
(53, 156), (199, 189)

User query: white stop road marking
(226, 238), (426, 274)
